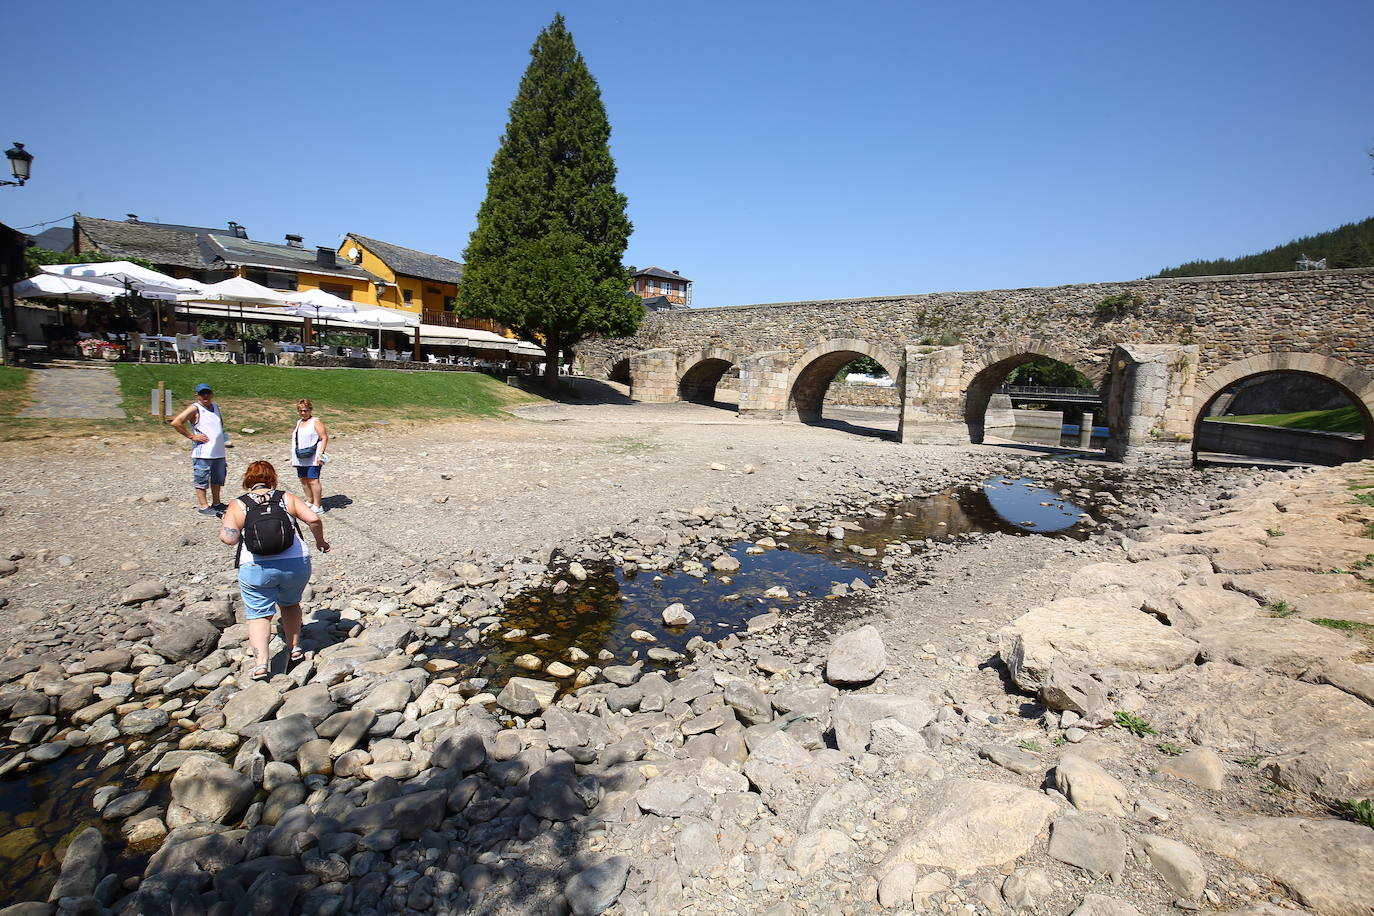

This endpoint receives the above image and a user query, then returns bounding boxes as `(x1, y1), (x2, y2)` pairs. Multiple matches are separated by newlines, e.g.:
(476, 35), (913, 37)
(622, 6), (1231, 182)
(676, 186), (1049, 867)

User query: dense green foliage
(23, 246), (154, 277)
(460, 15), (638, 384)
(1005, 358), (1092, 388)
(1211, 406), (1364, 433)
(837, 355), (888, 380)
(1154, 217), (1374, 278)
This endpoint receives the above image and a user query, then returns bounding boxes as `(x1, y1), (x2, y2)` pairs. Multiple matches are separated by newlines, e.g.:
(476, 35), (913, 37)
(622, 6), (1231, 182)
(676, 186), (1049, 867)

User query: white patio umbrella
(185, 277), (294, 341)
(13, 274), (124, 302)
(280, 289), (358, 346)
(345, 303), (419, 348)
(43, 261), (204, 333)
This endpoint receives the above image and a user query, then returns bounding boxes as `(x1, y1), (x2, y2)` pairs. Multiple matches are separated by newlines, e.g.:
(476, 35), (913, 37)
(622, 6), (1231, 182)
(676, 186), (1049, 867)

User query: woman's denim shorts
(238, 556), (311, 619)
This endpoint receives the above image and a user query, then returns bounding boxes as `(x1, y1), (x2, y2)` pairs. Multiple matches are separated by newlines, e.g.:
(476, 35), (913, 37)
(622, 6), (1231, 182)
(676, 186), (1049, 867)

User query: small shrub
(1344, 798), (1374, 829)
(1260, 780), (1285, 797)
(1094, 292), (1143, 320)
(1114, 711), (1157, 737)
(1353, 492), (1374, 508)
(1236, 755), (1263, 769)
(1266, 528), (1285, 538)
(1018, 739), (1043, 753)
(1052, 735), (1068, 747)
(1157, 742), (1186, 757)
(1265, 600), (1297, 618)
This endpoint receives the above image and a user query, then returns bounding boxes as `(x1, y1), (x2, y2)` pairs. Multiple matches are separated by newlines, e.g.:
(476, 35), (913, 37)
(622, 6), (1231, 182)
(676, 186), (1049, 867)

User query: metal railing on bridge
(997, 385), (1102, 402)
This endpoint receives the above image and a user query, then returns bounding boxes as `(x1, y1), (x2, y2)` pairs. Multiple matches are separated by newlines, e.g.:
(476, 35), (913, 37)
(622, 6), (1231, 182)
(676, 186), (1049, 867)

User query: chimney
(285, 234), (304, 249)
(125, 214), (139, 222)
(228, 221), (248, 239)
(316, 246), (337, 269)
(672, 270), (680, 275)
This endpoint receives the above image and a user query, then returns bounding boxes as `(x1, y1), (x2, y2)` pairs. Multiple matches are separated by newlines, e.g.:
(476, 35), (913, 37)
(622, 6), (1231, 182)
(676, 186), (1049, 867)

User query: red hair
(241, 461), (278, 490)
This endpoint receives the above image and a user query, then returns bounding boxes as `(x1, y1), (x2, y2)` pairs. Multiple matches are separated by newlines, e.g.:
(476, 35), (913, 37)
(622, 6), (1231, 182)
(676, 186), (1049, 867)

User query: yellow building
(340, 233), (503, 330)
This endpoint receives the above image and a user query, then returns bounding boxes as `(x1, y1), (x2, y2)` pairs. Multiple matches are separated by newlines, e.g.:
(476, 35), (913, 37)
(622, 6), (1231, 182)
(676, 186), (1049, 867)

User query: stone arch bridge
(579, 269), (1374, 465)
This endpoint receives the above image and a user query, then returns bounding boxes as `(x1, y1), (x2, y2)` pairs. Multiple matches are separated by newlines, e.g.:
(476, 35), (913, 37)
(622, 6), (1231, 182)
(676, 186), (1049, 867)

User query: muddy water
(431, 477), (1097, 689)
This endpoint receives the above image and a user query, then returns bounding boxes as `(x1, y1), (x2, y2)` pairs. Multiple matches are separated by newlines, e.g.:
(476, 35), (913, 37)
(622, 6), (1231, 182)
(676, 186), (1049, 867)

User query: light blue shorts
(192, 457), (227, 489)
(238, 557), (312, 619)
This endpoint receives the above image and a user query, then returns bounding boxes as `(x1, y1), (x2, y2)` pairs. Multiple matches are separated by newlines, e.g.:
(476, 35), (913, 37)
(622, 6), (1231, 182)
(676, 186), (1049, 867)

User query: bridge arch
(963, 344), (1106, 444)
(786, 338), (903, 423)
(1192, 351), (1374, 460)
(677, 348), (740, 405)
(607, 357), (631, 385)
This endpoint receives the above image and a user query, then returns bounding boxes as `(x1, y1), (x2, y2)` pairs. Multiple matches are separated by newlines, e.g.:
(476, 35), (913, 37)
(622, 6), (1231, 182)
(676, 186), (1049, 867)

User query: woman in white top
(291, 399), (329, 513)
(219, 460), (330, 681)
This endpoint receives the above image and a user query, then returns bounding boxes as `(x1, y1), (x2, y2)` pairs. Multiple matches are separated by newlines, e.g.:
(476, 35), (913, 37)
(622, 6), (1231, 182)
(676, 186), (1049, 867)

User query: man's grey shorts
(192, 457), (227, 489)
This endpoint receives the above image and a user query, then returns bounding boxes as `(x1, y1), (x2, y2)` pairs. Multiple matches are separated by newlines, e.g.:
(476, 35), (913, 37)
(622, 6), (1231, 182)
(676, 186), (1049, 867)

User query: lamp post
(1, 143), (33, 187)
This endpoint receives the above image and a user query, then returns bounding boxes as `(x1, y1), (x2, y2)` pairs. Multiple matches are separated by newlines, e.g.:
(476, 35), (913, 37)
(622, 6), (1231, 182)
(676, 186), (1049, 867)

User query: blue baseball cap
(194, 383), (213, 394)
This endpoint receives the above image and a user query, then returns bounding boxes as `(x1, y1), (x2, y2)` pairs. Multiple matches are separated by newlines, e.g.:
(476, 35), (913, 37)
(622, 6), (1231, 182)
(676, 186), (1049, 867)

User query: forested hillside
(1153, 216), (1374, 277)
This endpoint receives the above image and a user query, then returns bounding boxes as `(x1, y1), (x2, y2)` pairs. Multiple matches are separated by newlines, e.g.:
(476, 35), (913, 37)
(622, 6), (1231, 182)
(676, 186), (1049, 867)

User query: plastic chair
(128, 331), (145, 362)
(174, 334), (196, 364)
(224, 339), (244, 364)
(262, 340), (279, 365)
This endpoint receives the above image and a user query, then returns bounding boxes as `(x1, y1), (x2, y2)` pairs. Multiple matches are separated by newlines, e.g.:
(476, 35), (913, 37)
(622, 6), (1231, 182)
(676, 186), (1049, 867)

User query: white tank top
(237, 489), (310, 564)
(191, 403), (226, 459)
(292, 418), (321, 466)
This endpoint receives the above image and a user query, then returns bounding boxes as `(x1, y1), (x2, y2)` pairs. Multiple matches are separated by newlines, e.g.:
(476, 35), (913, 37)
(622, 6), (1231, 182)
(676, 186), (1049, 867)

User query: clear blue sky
(6, 0), (1372, 307)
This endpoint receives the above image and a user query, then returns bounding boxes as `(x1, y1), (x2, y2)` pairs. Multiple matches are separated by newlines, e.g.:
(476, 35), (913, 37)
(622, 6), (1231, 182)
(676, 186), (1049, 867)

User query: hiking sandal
(250, 665), (270, 681)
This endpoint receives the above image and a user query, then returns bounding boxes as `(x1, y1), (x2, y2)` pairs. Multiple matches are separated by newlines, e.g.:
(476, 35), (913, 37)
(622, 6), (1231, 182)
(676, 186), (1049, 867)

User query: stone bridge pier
(591, 268), (1374, 468)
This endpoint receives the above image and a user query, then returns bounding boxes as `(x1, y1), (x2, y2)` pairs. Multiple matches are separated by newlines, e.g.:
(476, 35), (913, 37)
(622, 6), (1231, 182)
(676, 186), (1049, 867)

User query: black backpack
(236, 490), (300, 566)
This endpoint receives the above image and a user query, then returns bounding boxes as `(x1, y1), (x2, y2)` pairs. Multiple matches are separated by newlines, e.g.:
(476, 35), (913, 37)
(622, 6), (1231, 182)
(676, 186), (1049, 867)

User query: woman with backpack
(291, 399), (329, 513)
(218, 460), (330, 681)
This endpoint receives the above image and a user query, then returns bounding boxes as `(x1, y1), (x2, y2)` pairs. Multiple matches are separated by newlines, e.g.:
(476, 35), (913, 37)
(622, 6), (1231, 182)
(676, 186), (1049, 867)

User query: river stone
(878, 861), (921, 908)
(276, 683), (337, 725)
(711, 556), (740, 572)
(48, 826), (105, 902)
(676, 819), (723, 876)
(787, 828), (855, 877)
(1069, 895), (1142, 916)
(1140, 834), (1205, 899)
(528, 754), (585, 821)
(697, 757), (749, 795)
(565, 855), (629, 916)
(1178, 813), (1374, 916)
(150, 616), (219, 663)
(341, 788), (446, 840)
(1040, 666), (1109, 719)
(1047, 814), (1127, 879)
(825, 624), (886, 686)
(662, 603), (695, 626)
(831, 693), (935, 756)
(1000, 593), (1201, 691)
(602, 665), (641, 687)
(86, 648), (133, 673)
(803, 781), (872, 833)
(360, 620), (417, 653)
(1159, 748), (1226, 790)
(723, 680), (772, 725)
(1002, 866), (1054, 910)
(121, 580), (168, 605)
(261, 714), (318, 762)
(223, 682), (283, 732)
(1054, 754), (1128, 817)
(1193, 617), (1363, 677)
(119, 708), (170, 736)
(1263, 739), (1374, 807)
(882, 778), (1058, 875)
(1160, 585), (1262, 630)
(497, 677), (557, 715)
(358, 680), (412, 714)
(170, 756), (255, 824)
(637, 775), (710, 818)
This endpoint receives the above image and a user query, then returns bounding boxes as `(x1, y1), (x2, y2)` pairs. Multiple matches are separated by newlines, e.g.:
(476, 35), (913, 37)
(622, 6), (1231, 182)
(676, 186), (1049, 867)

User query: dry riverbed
(0, 401), (1369, 916)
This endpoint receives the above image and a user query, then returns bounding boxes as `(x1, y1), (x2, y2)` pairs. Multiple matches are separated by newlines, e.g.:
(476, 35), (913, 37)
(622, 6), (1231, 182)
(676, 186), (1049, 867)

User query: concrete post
(1078, 411), (1095, 448)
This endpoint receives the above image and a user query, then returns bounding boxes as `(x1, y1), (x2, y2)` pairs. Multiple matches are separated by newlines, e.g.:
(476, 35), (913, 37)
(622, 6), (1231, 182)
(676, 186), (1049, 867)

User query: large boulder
(48, 827), (105, 902)
(999, 593), (1200, 691)
(565, 856), (629, 916)
(222, 682), (284, 733)
(831, 693), (935, 756)
(150, 616), (220, 663)
(825, 625), (887, 686)
(1193, 618), (1363, 677)
(1054, 755), (1128, 817)
(1179, 813), (1374, 916)
(120, 580), (168, 605)
(170, 756), (255, 824)
(496, 677), (557, 716)
(882, 778), (1057, 875)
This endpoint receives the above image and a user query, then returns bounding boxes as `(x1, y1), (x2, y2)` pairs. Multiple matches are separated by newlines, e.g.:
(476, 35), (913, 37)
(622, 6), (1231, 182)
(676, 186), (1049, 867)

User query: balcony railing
(997, 385), (1101, 399)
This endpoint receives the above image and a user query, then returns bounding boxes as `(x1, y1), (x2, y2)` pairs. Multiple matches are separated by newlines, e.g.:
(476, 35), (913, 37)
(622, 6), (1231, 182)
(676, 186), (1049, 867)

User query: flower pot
(101, 349), (122, 362)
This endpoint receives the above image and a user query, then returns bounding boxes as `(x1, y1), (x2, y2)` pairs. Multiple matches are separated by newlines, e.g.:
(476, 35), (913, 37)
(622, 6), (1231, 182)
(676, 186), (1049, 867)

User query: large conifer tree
(461, 14), (638, 385)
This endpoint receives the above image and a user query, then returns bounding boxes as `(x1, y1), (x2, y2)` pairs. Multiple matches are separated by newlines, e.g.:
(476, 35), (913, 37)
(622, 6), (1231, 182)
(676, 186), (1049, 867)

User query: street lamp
(2, 143), (33, 187)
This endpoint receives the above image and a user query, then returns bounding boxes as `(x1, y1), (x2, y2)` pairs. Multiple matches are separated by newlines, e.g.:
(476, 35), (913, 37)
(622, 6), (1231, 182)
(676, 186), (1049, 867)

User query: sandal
(289, 647), (305, 663)
(250, 665), (270, 682)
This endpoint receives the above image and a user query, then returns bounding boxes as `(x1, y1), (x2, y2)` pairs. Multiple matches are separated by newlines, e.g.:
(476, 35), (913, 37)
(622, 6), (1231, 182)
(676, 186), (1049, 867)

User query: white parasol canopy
(280, 288), (358, 317)
(347, 304), (418, 328)
(13, 274), (125, 302)
(189, 276), (291, 306)
(42, 261), (203, 295)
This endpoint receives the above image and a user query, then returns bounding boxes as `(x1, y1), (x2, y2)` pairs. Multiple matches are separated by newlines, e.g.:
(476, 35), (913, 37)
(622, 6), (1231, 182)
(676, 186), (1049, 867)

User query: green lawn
(0, 364), (541, 442)
(0, 366), (32, 417)
(1212, 406), (1364, 434)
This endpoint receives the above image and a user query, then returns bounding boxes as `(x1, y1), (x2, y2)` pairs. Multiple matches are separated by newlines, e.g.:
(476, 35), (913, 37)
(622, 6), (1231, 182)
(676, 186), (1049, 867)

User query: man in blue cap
(170, 383), (229, 516)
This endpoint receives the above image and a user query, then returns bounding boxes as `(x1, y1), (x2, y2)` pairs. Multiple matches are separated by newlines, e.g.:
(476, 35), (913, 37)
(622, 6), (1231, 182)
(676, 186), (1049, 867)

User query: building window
(244, 268), (297, 291)
(319, 283), (353, 300)
(402, 289), (414, 306)
(444, 296), (458, 311)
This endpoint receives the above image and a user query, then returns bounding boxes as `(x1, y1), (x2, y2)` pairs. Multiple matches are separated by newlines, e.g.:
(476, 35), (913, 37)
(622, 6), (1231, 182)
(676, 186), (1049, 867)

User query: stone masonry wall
(581, 269), (1374, 390)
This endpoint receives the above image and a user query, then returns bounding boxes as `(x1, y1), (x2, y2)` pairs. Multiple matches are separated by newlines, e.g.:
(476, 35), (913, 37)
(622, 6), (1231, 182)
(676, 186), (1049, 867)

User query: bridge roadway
(580, 267), (1374, 467)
